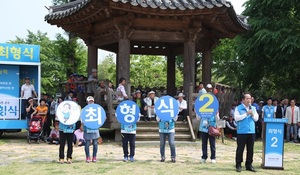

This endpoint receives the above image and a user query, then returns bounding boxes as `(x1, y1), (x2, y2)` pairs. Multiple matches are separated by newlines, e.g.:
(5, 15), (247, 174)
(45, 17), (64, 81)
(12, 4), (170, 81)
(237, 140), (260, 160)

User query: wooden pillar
(117, 38), (130, 84)
(167, 54), (176, 96)
(87, 45), (98, 75)
(184, 41), (195, 98)
(202, 50), (212, 86)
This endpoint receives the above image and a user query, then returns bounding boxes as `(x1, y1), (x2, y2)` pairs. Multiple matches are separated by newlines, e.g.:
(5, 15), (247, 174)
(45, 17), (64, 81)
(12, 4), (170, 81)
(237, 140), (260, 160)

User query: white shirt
(21, 84), (35, 99)
(198, 88), (207, 96)
(177, 99), (187, 112)
(116, 84), (127, 101)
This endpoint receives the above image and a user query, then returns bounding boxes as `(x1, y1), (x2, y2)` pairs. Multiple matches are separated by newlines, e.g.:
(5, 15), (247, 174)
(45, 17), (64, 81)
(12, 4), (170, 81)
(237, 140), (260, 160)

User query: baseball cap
(206, 84), (213, 88)
(86, 96), (94, 102)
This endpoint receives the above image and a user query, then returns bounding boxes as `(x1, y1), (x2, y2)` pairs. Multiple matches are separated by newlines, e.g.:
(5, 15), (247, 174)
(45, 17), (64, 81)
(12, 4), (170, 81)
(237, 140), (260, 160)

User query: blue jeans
(286, 124), (298, 141)
(159, 132), (176, 159)
(201, 132), (216, 160)
(85, 139), (98, 157)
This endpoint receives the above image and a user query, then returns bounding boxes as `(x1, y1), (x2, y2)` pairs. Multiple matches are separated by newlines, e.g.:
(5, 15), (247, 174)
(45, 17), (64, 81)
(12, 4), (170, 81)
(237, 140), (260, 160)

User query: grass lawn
(0, 132), (299, 175)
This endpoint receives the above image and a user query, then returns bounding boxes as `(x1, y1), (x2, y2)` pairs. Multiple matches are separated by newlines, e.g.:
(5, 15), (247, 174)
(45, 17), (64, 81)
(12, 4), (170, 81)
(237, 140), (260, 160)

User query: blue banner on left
(0, 43), (40, 62)
(0, 65), (20, 119)
(81, 104), (106, 129)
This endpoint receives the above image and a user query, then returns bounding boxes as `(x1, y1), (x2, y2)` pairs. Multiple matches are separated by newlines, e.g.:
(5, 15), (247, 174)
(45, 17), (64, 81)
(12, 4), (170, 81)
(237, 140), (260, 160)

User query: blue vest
(159, 120), (175, 133)
(59, 122), (76, 133)
(83, 125), (99, 133)
(199, 116), (217, 133)
(121, 123), (137, 132)
(236, 104), (256, 134)
(263, 105), (274, 118)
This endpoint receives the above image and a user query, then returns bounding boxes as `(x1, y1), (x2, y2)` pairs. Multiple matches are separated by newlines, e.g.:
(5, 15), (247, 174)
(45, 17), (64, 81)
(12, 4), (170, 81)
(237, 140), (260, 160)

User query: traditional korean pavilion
(45, 0), (248, 96)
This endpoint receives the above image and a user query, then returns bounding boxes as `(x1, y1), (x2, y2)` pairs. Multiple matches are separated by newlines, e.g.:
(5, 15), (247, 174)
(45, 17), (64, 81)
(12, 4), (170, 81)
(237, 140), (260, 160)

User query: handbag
(208, 126), (220, 137)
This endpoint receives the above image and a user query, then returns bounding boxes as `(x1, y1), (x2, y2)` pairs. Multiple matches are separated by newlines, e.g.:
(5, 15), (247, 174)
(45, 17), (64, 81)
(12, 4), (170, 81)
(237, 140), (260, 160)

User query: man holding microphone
(234, 92), (258, 172)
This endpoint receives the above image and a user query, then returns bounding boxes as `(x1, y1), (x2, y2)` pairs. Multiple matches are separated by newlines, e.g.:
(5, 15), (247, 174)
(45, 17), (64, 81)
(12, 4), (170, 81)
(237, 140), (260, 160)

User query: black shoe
(246, 166), (256, 172)
(160, 157), (165, 162)
(171, 158), (176, 163)
(236, 166), (242, 172)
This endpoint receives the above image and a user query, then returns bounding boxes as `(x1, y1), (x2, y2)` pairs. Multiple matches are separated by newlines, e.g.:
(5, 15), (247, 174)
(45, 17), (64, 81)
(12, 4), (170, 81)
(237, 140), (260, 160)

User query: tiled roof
(112, 0), (231, 10)
(46, 0), (233, 20)
(45, 0), (249, 29)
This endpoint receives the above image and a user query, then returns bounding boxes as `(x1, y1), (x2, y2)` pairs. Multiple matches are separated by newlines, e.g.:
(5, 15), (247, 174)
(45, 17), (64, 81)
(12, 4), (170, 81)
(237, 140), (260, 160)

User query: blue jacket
(236, 104), (256, 134)
(263, 105), (275, 118)
(59, 122), (76, 133)
(199, 116), (217, 133)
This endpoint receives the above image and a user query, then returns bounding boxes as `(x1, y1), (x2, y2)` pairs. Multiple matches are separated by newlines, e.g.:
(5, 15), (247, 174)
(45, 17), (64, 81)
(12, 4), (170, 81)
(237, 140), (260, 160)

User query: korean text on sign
(0, 43), (40, 62)
(155, 96), (179, 121)
(81, 104), (106, 129)
(116, 100), (140, 125)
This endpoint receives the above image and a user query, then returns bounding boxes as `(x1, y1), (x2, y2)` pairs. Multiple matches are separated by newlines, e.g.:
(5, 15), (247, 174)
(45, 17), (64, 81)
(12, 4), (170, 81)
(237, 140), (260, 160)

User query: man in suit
(273, 99), (283, 118)
(284, 99), (300, 143)
(234, 92), (258, 172)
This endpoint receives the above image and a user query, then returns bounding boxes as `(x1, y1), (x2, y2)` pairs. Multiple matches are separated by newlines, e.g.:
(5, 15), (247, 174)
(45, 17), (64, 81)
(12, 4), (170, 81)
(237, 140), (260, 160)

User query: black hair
(119, 77), (126, 84)
(242, 92), (251, 99)
(63, 103), (71, 109)
(39, 99), (46, 103)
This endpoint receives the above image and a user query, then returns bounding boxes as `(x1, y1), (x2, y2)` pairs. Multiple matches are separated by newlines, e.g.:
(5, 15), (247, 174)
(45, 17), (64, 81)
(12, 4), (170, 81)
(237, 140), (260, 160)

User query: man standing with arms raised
(234, 92), (258, 172)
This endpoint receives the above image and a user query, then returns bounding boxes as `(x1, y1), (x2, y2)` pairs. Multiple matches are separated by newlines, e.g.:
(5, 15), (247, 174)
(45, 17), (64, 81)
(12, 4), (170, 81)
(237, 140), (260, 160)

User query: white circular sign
(56, 101), (81, 125)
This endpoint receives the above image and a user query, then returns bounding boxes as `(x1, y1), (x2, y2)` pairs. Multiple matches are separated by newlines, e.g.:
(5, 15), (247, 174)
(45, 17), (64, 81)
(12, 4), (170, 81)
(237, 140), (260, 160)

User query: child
(157, 116), (178, 163)
(121, 122), (138, 162)
(47, 122), (60, 144)
(74, 125), (85, 146)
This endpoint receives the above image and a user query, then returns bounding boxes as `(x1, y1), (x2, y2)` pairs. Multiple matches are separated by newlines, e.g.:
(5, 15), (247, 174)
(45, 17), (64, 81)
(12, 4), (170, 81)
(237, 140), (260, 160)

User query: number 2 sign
(194, 93), (219, 118)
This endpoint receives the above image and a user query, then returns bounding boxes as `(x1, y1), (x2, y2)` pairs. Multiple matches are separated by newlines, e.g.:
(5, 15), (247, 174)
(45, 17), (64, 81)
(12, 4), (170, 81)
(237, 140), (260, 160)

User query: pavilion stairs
(135, 117), (195, 142)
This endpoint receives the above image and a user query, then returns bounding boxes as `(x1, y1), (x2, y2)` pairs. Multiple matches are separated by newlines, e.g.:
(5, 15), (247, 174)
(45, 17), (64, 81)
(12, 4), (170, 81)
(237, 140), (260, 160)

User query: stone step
(137, 126), (190, 132)
(136, 134), (192, 141)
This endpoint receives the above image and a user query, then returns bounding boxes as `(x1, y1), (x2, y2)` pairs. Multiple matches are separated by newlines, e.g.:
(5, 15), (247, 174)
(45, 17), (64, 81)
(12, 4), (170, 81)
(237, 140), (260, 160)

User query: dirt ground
(0, 131), (299, 175)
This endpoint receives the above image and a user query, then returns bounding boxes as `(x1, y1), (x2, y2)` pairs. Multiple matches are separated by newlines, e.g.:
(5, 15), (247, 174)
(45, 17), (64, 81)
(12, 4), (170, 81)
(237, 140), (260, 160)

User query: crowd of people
(20, 70), (300, 172)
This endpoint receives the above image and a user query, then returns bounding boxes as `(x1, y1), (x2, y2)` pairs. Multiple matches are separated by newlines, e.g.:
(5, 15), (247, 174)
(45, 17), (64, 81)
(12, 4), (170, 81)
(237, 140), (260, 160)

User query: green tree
(98, 54), (116, 82)
(237, 0), (300, 98)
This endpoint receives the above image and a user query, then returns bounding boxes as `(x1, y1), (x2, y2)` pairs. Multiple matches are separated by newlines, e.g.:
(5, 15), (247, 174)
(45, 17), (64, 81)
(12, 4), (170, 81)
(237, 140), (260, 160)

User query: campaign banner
(195, 93), (219, 118)
(116, 100), (140, 125)
(154, 95), (179, 121)
(56, 101), (81, 125)
(81, 104), (106, 129)
(0, 43), (40, 62)
(263, 118), (287, 169)
(0, 65), (20, 119)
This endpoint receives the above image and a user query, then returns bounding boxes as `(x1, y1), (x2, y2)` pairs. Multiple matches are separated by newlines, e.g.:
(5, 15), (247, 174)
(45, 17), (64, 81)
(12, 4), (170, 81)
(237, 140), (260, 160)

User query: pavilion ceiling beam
(131, 30), (186, 42)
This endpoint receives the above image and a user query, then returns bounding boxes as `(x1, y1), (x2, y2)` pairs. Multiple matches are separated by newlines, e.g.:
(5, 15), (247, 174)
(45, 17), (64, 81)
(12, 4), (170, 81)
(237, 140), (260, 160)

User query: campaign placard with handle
(116, 100), (140, 125)
(56, 101), (81, 125)
(154, 95), (179, 121)
(80, 104), (106, 129)
(195, 93), (219, 118)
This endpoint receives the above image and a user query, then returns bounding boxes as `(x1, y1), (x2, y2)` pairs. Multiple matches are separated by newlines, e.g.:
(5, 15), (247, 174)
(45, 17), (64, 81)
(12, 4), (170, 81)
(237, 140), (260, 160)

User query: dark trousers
(255, 121), (262, 139)
(59, 131), (74, 159)
(43, 115), (51, 137)
(235, 133), (255, 168)
(122, 133), (136, 158)
(178, 109), (187, 121)
(201, 132), (216, 160)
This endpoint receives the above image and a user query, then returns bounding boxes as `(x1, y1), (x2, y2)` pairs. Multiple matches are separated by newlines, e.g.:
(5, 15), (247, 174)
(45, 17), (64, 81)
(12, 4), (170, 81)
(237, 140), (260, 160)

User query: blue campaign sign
(195, 93), (219, 118)
(154, 95), (179, 121)
(263, 118), (287, 168)
(0, 43), (40, 62)
(81, 104), (106, 129)
(116, 100), (140, 125)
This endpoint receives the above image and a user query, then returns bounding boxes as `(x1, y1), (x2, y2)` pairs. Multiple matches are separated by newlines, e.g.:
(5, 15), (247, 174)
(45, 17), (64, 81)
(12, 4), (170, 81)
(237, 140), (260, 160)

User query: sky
(0, 0), (247, 60)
